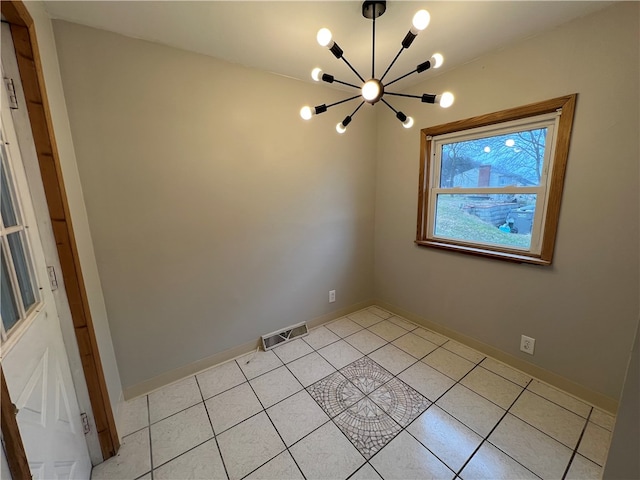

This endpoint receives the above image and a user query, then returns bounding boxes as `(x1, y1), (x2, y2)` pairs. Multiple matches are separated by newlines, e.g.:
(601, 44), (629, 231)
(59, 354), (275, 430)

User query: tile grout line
(452, 378), (540, 479)
(561, 406), (594, 480)
(147, 395), (154, 480)
(236, 357), (309, 480)
(194, 374), (231, 480)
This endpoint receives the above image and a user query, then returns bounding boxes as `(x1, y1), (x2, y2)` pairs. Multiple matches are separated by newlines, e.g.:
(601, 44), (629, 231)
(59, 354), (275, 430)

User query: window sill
(414, 240), (551, 266)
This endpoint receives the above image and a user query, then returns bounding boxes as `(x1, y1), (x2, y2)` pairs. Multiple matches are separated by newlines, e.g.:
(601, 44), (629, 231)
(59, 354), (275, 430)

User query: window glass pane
(7, 232), (36, 311)
(439, 128), (547, 188)
(1, 248), (20, 332)
(434, 193), (536, 249)
(1, 143), (19, 227)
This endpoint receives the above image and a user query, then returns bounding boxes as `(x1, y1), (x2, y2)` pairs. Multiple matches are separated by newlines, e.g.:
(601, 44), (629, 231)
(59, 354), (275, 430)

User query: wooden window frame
(416, 94), (577, 265)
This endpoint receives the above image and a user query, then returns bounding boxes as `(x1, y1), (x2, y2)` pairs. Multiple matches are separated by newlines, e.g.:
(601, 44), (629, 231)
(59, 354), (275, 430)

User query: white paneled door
(1, 55), (92, 479)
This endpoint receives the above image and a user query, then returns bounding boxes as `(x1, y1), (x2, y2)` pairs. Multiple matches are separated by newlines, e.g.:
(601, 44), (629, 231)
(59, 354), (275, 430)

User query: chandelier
(300, 0), (454, 134)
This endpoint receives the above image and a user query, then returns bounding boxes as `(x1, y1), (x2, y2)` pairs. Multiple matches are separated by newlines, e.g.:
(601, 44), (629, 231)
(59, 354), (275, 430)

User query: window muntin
(416, 95), (577, 265)
(0, 124), (40, 341)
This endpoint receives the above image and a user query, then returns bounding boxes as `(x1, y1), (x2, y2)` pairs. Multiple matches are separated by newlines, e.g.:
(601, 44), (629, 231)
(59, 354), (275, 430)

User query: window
(1, 123), (40, 342)
(416, 95), (577, 265)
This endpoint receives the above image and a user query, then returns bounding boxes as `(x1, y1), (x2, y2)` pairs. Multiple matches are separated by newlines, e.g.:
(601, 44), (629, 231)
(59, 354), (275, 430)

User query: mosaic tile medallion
(335, 397), (402, 459)
(369, 378), (431, 427)
(307, 372), (364, 418)
(308, 356), (430, 458)
(340, 357), (394, 394)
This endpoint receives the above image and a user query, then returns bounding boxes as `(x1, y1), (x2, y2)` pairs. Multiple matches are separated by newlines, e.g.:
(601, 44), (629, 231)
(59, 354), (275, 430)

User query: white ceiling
(43, 1), (613, 92)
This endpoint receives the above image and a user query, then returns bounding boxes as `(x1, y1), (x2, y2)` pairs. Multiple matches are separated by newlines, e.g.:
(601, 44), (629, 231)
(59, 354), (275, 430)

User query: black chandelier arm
(380, 98), (399, 114)
(384, 60), (432, 88)
(334, 55), (365, 83)
(350, 101), (366, 118)
(379, 46), (404, 83)
(324, 94), (363, 110)
(384, 92), (422, 100)
(321, 74), (361, 90)
(372, 11), (376, 78)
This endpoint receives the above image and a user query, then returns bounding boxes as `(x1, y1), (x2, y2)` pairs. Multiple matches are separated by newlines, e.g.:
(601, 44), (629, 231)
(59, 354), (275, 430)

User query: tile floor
(94, 306), (615, 480)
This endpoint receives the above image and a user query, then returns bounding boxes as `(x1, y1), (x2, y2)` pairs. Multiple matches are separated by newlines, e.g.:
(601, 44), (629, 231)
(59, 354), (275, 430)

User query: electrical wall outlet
(329, 290), (336, 303)
(520, 335), (535, 355)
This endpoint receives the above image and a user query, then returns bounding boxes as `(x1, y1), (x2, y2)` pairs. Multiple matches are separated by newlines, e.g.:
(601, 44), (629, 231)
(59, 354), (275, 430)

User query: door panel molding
(1, 0), (119, 463)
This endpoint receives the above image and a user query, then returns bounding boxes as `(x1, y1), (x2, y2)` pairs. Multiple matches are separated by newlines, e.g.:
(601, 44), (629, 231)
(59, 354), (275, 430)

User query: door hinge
(4, 78), (19, 109)
(47, 265), (58, 291)
(81, 412), (90, 434)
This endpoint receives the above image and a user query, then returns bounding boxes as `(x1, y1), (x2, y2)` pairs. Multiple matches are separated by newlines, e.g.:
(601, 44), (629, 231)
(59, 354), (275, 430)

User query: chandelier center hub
(362, 79), (384, 104)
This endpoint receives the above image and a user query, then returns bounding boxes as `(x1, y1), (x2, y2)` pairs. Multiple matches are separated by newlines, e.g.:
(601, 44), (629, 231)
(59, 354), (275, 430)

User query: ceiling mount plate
(362, 1), (386, 20)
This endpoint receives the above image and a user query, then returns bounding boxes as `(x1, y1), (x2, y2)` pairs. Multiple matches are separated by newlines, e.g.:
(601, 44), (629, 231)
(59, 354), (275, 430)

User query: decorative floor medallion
(308, 356), (430, 458)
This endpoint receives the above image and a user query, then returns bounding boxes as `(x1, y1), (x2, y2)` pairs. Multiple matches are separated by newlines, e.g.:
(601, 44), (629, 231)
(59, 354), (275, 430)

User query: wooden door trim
(1, 0), (119, 462)
(1, 368), (31, 479)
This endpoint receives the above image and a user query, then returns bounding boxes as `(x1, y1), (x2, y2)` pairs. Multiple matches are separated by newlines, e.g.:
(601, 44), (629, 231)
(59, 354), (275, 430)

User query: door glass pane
(7, 232), (36, 310)
(434, 193), (536, 250)
(1, 143), (19, 227)
(439, 128), (547, 188)
(1, 248), (20, 331)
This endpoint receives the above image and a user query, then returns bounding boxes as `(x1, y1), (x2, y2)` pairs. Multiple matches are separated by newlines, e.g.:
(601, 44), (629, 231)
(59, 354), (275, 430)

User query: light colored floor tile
(368, 320), (407, 342)
(408, 406), (483, 472)
(134, 474), (152, 480)
(289, 421), (365, 480)
(272, 338), (314, 364)
(196, 360), (246, 400)
(205, 382), (262, 433)
(442, 341), (485, 363)
(367, 306), (392, 319)
(118, 396), (148, 437)
(91, 429), (151, 480)
(392, 332), (438, 359)
(237, 350), (283, 380)
(412, 328), (449, 346)
(590, 408), (615, 431)
(388, 316), (417, 331)
(460, 441), (538, 480)
(368, 344), (416, 375)
(480, 358), (531, 387)
(249, 365), (303, 408)
(287, 351), (336, 386)
(245, 451), (304, 480)
(527, 380), (591, 417)
(370, 431), (455, 480)
(436, 384), (505, 437)
(489, 413), (573, 479)
(326, 317), (363, 338)
(565, 454), (603, 480)
(148, 376), (202, 424)
(150, 403), (213, 467)
(398, 361), (455, 402)
(217, 411), (285, 480)
(461, 367), (523, 409)
(578, 421), (611, 466)
(153, 439), (226, 480)
(345, 329), (387, 354)
(303, 326), (340, 350)
(511, 390), (586, 448)
(267, 390), (330, 446)
(348, 310), (385, 328)
(422, 347), (475, 381)
(318, 340), (363, 369)
(349, 463), (383, 480)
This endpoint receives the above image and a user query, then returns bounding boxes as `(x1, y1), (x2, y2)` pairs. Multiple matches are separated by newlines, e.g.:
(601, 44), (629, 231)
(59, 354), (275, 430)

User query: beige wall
(52, 21), (377, 389)
(23, 1), (123, 440)
(374, 2), (639, 401)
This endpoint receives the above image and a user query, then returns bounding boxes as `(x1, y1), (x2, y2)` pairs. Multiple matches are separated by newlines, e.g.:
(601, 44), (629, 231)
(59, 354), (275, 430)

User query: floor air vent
(262, 321), (308, 350)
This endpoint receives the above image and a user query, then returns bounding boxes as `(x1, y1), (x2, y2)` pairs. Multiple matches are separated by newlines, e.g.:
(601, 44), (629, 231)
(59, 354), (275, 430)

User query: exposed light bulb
(362, 80), (382, 102)
(412, 10), (430, 32)
(431, 53), (444, 69)
(505, 139), (515, 147)
(317, 28), (333, 47)
(402, 116), (414, 129)
(484, 146), (491, 153)
(311, 68), (323, 81)
(300, 106), (313, 120)
(336, 122), (347, 134)
(438, 92), (455, 108)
